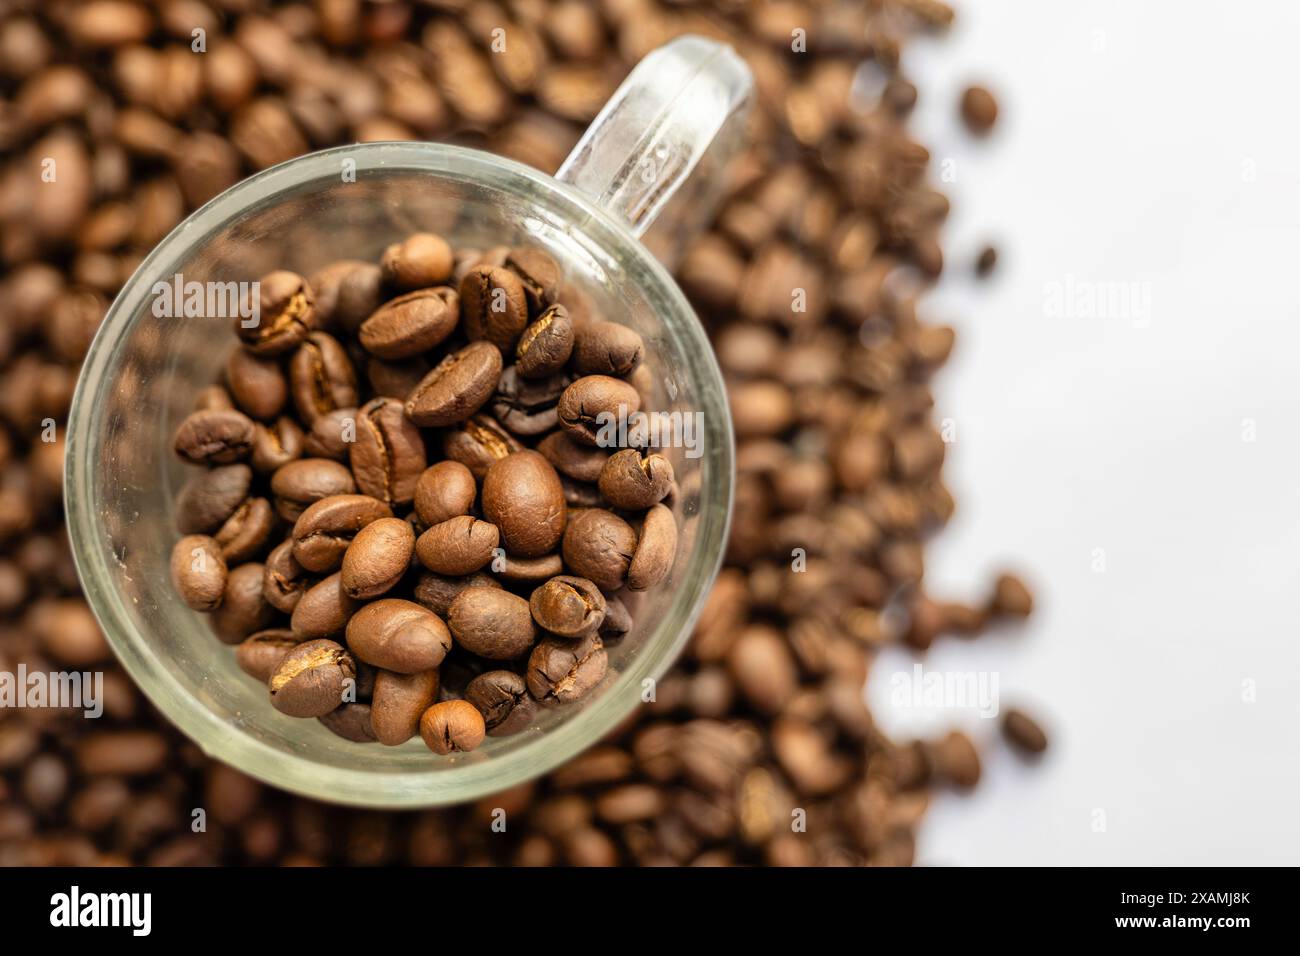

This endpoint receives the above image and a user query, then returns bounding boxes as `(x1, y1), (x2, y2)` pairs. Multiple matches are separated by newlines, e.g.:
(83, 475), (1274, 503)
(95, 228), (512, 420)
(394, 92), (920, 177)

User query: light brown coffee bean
(990, 572), (1034, 617)
(627, 503), (676, 591)
(505, 246), (561, 313)
(290, 572), (361, 640)
(291, 493), (393, 573)
(526, 631), (607, 704)
(366, 356), (429, 399)
(460, 264), (528, 352)
(213, 496), (277, 565)
(380, 232), (454, 290)
(209, 562), (274, 644)
(413, 460), (476, 527)
(269, 639), (356, 718)
(175, 463), (252, 534)
(170, 534), (226, 611)
(358, 287), (459, 359)
(561, 508), (635, 591)
(573, 320), (644, 377)
(441, 414), (522, 478)
(412, 571), (501, 617)
(537, 430), (609, 482)
(419, 699), (486, 755)
(340, 517), (415, 599)
(465, 670), (536, 737)
(597, 448), (674, 510)
(270, 458), (356, 522)
(288, 331), (358, 425)
(345, 598), (451, 673)
(225, 347), (288, 420)
(492, 552), (564, 585)
(415, 515), (499, 576)
(1002, 708), (1048, 754)
(319, 702), (378, 743)
(515, 303), (573, 378)
(557, 375), (641, 446)
(301, 407), (358, 461)
(250, 416), (304, 473)
(262, 539), (309, 614)
(960, 84), (998, 134)
(173, 408), (255, 464)
(529, 575), (605, 637)
(929, 730), (981, 788)
(447, 587), (536, 660)
(237, 270), (315, 355)
(351, 396), (426, 507)
(405, 340), (503, 427)
(235, 628), (300, 683)
(481, 450), (566, 558)
(371, 668), (440, 745)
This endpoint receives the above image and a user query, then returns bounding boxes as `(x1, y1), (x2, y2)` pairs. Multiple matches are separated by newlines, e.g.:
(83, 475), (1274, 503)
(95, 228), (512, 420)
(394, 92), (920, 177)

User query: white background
(863, 0), (1300, 864)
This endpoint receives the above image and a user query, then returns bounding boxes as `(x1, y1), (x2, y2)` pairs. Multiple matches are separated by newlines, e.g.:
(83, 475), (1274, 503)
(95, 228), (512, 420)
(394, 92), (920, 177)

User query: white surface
(864, 0), (1300, 864)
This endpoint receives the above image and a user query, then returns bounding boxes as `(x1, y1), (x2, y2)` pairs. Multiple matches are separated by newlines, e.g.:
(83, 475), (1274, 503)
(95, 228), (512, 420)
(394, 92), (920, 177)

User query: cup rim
(64, 141), (735, 807)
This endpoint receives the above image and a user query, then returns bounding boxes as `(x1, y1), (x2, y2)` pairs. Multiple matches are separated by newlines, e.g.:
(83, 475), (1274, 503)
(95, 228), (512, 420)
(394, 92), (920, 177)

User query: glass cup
(65, 37), (751, 807)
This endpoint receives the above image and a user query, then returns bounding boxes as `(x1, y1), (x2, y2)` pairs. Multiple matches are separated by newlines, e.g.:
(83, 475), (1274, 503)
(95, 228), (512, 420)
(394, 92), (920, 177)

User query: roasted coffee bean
(573, 320), (644, 377)
(419, 699), (486, 755)
(415, 515), (499, 576)
(250, 416), (304, 473)
(447, 587), (536, 660)
(975, 244), (998, 278)
(628, 503), (676, 591)
(405, 340), (503, 427)
(358, 287), (459, 359)
(960, 84), (998, 134)
(481, 450), (566, 558)
(319, 703), (378, 743)
(262, 538), (309, 613)
(493, 552), (564, 585)
(209, 562), (274, 644)
(301, 407), (358, 461)
(505, 246), (561, 313)
(537, 430), (609, 482)
(292, 493), (393, 573)
(990, 572), (1034, 617)
(214, 496), (277, 564)
(465, 670), (536, 736)
(346, 598), (451, 673)
(170, 534), (226, 611)
(235, 629), (300, 683)
(310, 260), (376, 331)
(367, 356), (430, 399)
(268, 639), (356, 718)
(291, 572), (360, 640)
(380, 232), (454, 290)
(599, 596), (632, 640)
(270, 458), (356, 522)
(1002, 708), (1048, 755)
(351, 397), (426, 507)
(413, 460), (476, 527)
(460, 264), (528, 352)
(412, 571), (501, 617)
(175, 463), (252, 534)
(557, 375), (641, 446)
(225, 347), (287, 420)
(289, 331), (358, 425)
(371, 668), (439, 745)
(237, 270), (314, 355)
(530, 575), (605, 637)
(193, 384), (234, 412)
(929, 730), (981, 788)
(340, 517), (415, 599)
(173, 408), (255, 464)
(441, 414), (522, 478)
(561, 508), (635, 591)
(727, 625), (797, 715)
(597, 448), (674, 510)
(491, 366), (568, 436)
(516, 303), (573, 378)
(526, 631), (607, 704)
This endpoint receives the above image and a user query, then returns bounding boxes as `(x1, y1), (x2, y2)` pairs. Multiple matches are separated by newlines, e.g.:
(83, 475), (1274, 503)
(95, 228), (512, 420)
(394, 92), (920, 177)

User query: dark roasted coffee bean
(537, 430), (609, 482)
(562, 508), (635, 591)
(380, 233), (454, 290)
(371, 668), (439, 745)
(413, 460), (476, 527)
(269, 639), (356, 718)
(367, 356), (429, 399)
(416, 515), (499, 576)
(526, 631), (607, 704)
(175, 463), (252, 534)
(505, 246), (561, 313)
(460, 264), (528, 352)
(573, 320), (644, 377)
(597, 448), (674, 510)
(270, 458), (356, 522)
(557, 375), (641, 446)
(263, 539), (309, 613)
(310, 260), (375, 331)
(214, 496), (277, 564)
(236, 629), (301, 683)
(419, 699), (486, 755)
(465, 670), (536, 736)
(441, 414), (522, 478)
(193, 384), (234, 412)
(340, 517), (414, 599)
(628, 503), (676, 591)
(237, 270), (314, 355)
(292, 494), (393, 573)
(1002, 708), (1048, 754)
(170, 534), (226, 611)
(515, 303), (573, 378)
(173, 408), (255, 464)
(289, 331), (358, 425)
(482, 450), (566, 558)
(960, 84), (998, 134)
(346, 598), (451, 673)
(447, 587), (536, 660)
(209, 562), (274, 644)
(359, 287), (459, 359)
(319, 703), (378, 743)
(350, 397), (426, 508)
(491, 366), (568, 436)
(727, 625), (797, 715)
(530, 575), (605, 637)
(493, 552), (564, 585)
(226, 347), (288, 420)
(405, 340), (503, 427)
(301, 407), (358, 461)
(250, 416), (305, 473)
(412, 571), (501, 617)
(599, 596), (632, 640)
(290, 572), (360, 640)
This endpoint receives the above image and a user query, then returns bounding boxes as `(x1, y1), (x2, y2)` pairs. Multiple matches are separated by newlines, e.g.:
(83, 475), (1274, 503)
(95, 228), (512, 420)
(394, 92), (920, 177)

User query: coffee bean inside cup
(170, 235), (680, 756)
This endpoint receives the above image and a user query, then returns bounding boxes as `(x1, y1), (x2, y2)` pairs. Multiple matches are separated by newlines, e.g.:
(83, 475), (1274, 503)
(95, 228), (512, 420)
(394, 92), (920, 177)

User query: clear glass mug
(64, 37), (750, 807)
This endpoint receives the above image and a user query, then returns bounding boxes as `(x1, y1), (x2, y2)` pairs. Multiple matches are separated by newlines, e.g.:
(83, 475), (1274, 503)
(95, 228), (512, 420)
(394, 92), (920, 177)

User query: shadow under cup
(65, 144), (734, 807)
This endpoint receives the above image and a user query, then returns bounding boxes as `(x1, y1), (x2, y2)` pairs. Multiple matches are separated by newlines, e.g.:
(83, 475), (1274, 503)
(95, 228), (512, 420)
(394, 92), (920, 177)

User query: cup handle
(556, 35), (753, 259)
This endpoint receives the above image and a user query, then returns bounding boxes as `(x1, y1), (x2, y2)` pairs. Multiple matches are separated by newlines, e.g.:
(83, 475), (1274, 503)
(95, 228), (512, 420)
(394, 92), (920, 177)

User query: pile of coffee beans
(1, 0), (1044, 865)
(168, 234), (677, 752)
